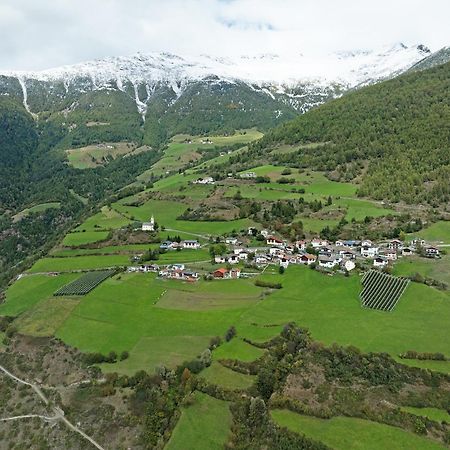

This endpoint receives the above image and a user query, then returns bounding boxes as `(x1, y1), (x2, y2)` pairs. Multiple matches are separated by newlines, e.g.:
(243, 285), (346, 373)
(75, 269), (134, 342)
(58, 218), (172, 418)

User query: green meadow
(200, 362), (255, 390)
(113, 197), (254, 236)
(393, 255), (450, 286)
(4, 265), (449, 376)
(13, 202), (61, 221)
(75, 206), (131, 232)
(166, 392), (231, 450)
(0, 273), (79, 316)
(62, 231), (110, 246)
(138, 129), (262, 180)
(415, 220), (450, 244)
(271, 410), (447, 450)
(28, 255), (131, 272)
(401, 407), (450, 424)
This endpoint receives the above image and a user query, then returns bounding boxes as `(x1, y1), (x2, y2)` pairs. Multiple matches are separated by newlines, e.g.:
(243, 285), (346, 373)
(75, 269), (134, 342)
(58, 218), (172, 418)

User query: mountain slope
(251, 62), (450, 206)
(0, 44), (433, 147)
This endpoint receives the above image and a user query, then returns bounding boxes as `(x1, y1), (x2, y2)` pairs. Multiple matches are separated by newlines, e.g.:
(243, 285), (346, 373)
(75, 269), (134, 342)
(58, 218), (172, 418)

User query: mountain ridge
(0, 43), (435, 121)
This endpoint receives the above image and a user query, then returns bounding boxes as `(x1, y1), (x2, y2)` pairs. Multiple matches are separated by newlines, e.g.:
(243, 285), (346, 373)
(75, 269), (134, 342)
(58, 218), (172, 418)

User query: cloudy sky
(1, 0), (449, 70)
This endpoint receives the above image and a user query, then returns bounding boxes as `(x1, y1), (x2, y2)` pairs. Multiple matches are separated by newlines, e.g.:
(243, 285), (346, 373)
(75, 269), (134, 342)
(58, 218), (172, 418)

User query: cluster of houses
(159, 239), (201, 250)
(253, 235), (440, 271)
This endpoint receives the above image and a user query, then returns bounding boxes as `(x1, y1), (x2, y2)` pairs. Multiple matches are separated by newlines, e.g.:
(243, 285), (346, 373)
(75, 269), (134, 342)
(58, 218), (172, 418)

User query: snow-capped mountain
(0, 43), (432, 117)
(0, 42), (444, 148)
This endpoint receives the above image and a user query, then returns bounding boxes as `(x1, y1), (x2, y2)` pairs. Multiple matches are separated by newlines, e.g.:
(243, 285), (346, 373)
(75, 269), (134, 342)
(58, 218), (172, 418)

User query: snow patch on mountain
(0, 42), (432, 117)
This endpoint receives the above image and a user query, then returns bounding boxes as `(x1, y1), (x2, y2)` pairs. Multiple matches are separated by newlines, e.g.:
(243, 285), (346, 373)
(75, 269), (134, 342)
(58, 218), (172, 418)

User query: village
(128, 215), (442, 283)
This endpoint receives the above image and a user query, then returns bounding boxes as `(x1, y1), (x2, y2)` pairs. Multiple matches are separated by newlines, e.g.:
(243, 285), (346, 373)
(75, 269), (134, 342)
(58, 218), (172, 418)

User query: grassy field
(271, 410), (447, 450)
(212, 338), (265, 362)
(113, 197), (254, 236)
(53, 273), (262, 370)
(66, 142), (144, 169)
(5, 265), (449, 375)
(138, 129), (262, 180)
(12, 202), (61, 222)
(62, 231), (110, 246)
(166, 392), (231, 450)
(28, 255), (130, 272)
(414, 221), (450, 244)
(75, 206), (131, 232)
(0, 274), (79, 316)
(14, 297), (81, 337)
(234, 266), (450, 360)
(51, 244), (156, 257)
(401, 406), (450, 423)
(100, 335), (211, 375)
(393, 255), (450, 286)
(396, 358), (450, 373)
(200, 362), (255, 389)
(156, 279), (263, 311)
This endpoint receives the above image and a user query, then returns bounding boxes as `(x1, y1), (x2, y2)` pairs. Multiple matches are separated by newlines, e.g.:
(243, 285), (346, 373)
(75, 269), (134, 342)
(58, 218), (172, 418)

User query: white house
(299, 254), (316, 265)
(255, 255), (269, 265)
(266, 236), (284, 247)
(318, 255), (340, 269)
(260, 230), (270, 238)
(311, 238), (328, 248)
(295, 240), (307, 251)
(411, 238), (426, 248)
(193, 177), (214, 185)
(182, 240), (201, 249)
(237, 251), (249, 261)
(361, 239), (373, 248)
(269, 247), (283, 256)
(142, 215), (155, 231)
(361, 245), (379, 258)
(227, 254), (240, 264)
(240, 172), (257, 179)
(225, 237), (238, 245)
(383, 250), (398, 261)
(214, 255), (227, 264)
(402, 247), (414, 257)
(279, 257), (290, 269)
(387, 239), (403, 251)
(373, 257), (388, 268)
(425, 247), (440, 258)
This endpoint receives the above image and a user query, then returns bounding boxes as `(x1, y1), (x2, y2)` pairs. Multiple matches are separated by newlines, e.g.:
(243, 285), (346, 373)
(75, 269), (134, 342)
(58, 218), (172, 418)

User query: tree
(225, 325), (237, 342)
(181, 367), (191, 384)
(200, 349), (212, 367)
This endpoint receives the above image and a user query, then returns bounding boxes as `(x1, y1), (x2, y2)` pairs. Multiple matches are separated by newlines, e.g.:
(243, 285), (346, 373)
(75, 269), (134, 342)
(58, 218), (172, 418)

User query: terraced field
(271, 410), (447, 450)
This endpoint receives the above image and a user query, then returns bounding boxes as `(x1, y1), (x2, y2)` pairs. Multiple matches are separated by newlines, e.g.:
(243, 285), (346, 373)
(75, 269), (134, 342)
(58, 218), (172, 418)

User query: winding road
(0, 364), (105, 450)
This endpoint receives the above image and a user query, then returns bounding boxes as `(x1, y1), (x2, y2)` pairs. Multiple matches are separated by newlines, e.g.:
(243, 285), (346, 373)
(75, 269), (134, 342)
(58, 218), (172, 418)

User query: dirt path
(0, 364), (106, 450)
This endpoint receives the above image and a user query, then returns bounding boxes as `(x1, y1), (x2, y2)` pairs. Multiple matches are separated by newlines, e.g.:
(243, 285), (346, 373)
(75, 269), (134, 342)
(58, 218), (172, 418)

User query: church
(142, 215), (155, 232)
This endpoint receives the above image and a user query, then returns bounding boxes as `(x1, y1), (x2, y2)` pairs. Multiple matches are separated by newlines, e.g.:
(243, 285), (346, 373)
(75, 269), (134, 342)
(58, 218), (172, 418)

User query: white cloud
(0, 0), (449, 70)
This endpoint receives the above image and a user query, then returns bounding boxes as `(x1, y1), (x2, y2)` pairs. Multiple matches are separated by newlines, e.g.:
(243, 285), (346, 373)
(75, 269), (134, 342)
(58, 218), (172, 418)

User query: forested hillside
(252, 62), (450, 205)
(0, 98), (162, 288)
